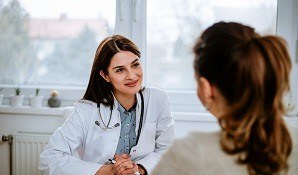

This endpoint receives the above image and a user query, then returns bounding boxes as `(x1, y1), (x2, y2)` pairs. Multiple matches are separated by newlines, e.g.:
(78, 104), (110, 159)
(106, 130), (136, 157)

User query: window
(0, 0), (297, 115)
(146, 0), (277, 90)
(0, 0), (115, 86)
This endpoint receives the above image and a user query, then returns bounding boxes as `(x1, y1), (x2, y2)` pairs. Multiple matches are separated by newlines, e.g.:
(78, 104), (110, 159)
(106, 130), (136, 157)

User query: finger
(114, 158), (129, 168)
(120, 164), (140, 175)
(114, 154), (120, 161)
(132, 163), (139, 173)
(115, 162), (134, 174)
(114, 156), (131, 167)
(121, 153), (131, 159)
(116, 161), (134, 172)
(118, 168), (136, 175)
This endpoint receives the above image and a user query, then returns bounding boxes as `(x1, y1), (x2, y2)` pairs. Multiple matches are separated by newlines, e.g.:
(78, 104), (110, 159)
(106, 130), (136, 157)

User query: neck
(114, 91), (136, 110)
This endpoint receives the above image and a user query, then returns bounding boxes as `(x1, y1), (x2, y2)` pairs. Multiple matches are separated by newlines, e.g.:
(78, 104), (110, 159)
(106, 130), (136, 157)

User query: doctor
(39, 35), (175, 175)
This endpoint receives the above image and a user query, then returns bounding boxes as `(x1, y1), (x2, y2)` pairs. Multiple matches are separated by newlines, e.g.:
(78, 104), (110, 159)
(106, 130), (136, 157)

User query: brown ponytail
(193, 22), (292, 175)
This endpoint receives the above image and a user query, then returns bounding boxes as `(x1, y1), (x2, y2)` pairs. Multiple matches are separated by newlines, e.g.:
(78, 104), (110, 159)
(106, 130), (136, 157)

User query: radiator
(13, 132), (51, 175)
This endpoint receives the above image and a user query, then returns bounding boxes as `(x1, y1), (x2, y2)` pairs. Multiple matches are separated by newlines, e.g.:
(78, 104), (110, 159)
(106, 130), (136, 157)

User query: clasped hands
(96, 154), (144, 175)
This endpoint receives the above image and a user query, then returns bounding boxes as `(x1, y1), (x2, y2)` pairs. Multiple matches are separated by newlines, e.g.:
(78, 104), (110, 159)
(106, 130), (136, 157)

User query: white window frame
(0, 0), (297, 118)
(276, 0), (298, 116)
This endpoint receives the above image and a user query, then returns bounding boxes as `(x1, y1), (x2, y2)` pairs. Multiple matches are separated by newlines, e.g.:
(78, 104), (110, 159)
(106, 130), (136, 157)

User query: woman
(39, 35), (175, 175)
(152, 22), (298, 175)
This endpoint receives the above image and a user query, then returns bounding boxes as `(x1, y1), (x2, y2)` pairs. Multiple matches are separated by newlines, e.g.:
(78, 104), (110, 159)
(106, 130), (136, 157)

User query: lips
(125, 79), (139, 87)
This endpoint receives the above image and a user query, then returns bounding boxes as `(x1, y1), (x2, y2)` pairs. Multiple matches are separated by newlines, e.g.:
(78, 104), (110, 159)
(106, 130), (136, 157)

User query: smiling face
(100, 51), (143, 97)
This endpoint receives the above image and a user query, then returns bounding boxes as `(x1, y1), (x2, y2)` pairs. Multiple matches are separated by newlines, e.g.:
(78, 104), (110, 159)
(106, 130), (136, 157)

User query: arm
(135, 93), (175, 174)
(95, 164), (115, 175)
(39, 107), (102, 175)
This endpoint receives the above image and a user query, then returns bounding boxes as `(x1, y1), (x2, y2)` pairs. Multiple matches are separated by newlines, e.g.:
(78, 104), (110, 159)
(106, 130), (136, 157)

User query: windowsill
(0, 105), (64, 116)
(1, 105), (295, 124)
(0, 105), (216, 122)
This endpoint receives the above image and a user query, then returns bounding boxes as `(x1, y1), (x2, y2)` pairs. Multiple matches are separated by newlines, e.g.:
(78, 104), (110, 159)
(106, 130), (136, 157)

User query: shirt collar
(117, 101), (137, 114)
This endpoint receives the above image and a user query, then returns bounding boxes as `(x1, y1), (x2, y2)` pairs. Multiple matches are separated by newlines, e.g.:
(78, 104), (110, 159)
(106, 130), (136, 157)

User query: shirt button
(128, 113), (131, 116)
(127, 123), (130, 126)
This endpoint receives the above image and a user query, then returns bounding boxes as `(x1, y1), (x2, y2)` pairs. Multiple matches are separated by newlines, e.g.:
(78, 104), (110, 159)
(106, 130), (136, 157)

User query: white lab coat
(39, 87), (175, 175)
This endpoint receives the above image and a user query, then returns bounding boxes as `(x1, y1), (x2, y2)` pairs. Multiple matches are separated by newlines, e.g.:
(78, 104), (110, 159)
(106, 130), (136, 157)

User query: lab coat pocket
(137, 122), (157, 155)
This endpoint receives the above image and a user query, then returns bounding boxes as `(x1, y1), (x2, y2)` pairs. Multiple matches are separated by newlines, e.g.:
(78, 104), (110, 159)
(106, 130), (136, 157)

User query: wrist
(137, 164), (147, 175)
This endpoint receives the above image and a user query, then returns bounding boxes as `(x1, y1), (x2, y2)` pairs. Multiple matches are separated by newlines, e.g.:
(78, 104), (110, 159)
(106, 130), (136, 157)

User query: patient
(152, 22), (298, 175)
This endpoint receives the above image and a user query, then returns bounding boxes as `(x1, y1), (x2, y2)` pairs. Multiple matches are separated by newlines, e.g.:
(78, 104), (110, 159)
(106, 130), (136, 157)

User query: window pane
(147, 0), (277, 90)
(0, 0), (115, 86)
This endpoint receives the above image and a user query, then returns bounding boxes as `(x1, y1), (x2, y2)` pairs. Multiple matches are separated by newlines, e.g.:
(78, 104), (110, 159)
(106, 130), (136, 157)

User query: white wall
(0, 107), (65, 175)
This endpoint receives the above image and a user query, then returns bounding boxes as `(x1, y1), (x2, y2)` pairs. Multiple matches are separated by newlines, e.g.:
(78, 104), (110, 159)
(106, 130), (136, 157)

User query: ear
(100, 70), (111, 82)
(197, 77), (214, 107)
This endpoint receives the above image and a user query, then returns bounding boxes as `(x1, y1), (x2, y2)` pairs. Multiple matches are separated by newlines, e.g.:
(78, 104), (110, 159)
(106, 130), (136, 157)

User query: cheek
(109, 74), (124, 86)
(138, 69), (143, 78)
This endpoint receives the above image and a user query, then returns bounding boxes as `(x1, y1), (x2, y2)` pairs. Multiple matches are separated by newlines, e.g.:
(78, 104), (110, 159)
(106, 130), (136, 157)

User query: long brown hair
(83, 35), (140, 109)
(193, 22), (292, 175)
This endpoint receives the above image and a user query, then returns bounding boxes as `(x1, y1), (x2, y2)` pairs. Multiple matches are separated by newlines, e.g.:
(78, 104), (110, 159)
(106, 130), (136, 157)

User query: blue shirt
(115, 103), (137, 155)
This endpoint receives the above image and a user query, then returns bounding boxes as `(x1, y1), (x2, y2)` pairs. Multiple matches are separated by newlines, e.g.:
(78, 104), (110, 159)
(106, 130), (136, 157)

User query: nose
(126, 69), (136, 80)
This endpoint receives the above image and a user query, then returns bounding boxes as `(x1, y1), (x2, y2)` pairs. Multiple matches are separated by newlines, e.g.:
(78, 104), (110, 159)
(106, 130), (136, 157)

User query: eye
(115, 68), (125, 73)
(132, 62), (140, 68)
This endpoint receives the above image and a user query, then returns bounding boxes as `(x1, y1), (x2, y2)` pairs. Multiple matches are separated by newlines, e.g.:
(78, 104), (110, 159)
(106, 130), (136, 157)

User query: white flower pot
(0, 94), (3, 105)
(11, 95), (24, 107)
(30, 95), (44, 107)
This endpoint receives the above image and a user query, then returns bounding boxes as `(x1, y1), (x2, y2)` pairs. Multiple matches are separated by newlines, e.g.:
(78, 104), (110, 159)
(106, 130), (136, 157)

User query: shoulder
(142, 87), (169, 103)
(190, 131), (221, 143)
(152, 132), (218, 174)
(74, 99), (96, 108)
(152, 136), (194, 174)
(174, 131), (221, 152)
(164, 132), (220, 159)
(143, 87), (168, 97)
(72, 99), (97, 119)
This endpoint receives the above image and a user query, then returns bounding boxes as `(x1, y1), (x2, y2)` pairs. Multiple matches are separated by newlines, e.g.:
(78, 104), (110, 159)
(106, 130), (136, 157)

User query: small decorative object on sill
(11, 87), (24, 107)
(30, 88), (44, 108)
(0, 88), (4, 105)
(48, 90), (61, 108)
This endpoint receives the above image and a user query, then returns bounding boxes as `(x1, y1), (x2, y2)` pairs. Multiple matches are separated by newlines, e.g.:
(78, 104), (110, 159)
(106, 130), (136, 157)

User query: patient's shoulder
(170, 131), (221, 158)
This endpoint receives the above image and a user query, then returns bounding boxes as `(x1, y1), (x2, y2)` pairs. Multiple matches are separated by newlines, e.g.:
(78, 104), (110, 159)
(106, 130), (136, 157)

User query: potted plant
(30, 88), (44, 107)
(11, 87), (24, 107)
(0, 88), (3, 105)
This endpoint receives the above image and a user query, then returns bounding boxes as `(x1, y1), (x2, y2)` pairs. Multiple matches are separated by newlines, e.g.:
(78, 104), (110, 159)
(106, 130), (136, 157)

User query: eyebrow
(112, 58), (139, 70)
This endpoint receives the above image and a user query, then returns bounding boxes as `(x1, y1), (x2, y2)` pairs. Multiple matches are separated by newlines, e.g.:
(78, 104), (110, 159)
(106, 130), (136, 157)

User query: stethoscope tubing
(95, 90), (144, 145)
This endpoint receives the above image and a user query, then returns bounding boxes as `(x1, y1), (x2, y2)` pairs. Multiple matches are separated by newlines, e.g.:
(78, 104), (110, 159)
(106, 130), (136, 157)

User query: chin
(125, 85), (142, 95)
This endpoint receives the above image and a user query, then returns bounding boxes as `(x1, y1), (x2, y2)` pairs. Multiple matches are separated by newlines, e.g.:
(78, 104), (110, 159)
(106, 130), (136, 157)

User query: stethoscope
(95, 90), (144, 144)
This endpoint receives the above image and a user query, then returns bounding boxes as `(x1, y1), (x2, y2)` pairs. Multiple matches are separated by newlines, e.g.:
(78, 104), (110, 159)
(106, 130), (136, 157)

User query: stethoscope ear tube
(136, 90), (144, 145)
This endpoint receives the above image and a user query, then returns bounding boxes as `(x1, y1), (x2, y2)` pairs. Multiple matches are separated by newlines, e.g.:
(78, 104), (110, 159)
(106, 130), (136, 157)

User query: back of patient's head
(193, 22), (292, 175)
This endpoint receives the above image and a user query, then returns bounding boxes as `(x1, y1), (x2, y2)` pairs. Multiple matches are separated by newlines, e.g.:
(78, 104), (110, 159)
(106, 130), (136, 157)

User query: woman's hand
(114, 154), (139, 175)
(95, 164), (114, 175)
(137, 165), (146, 175)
